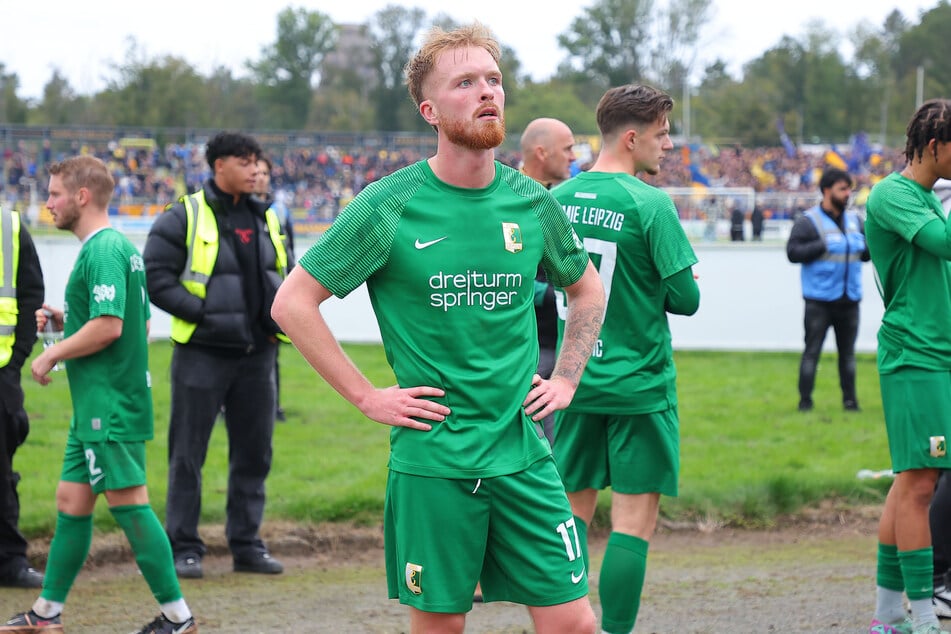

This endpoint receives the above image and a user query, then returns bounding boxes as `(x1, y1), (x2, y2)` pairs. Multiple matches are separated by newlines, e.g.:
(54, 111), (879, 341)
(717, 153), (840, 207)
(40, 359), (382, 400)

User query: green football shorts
(384, 456), (589, 613)
(553, 408), (679, 497)
(880, 368), (951, 472)
(60, 431), (147, 494)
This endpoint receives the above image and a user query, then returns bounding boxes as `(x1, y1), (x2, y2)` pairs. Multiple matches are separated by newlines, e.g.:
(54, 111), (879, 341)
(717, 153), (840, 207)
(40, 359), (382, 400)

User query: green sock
(877, 543), (904, 591)
(574, 515), (589, 574)
(110, 504), (183, 604)
(598, 532), (649, 634)
(898, 546), (934, 601)
(875, 543), (906, 625)
(40, 512), (93, 603)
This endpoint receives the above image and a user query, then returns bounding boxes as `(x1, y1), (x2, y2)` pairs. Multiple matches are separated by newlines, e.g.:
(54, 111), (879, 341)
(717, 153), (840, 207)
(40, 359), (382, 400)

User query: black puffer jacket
(144, 180), (284, 351)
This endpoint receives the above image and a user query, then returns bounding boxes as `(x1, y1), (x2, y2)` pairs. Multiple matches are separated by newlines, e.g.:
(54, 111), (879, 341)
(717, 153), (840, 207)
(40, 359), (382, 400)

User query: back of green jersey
(299, 161), (589, 478)
(553, 172), (698, 414)
(64, 228), (153, 441)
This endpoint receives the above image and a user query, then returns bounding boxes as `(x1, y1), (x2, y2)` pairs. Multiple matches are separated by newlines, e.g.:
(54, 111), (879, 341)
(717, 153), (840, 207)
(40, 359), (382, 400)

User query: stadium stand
(1, 125), (903, 237)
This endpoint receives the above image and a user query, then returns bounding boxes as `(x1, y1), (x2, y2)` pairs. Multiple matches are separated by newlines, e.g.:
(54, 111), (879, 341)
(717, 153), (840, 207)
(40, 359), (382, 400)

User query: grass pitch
(15, 344), (890, 537)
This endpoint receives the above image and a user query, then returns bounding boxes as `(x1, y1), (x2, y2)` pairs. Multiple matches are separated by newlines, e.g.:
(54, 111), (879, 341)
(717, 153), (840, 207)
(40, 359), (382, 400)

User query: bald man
(519, 118), (577, 446)
(520, 118), (576, 188)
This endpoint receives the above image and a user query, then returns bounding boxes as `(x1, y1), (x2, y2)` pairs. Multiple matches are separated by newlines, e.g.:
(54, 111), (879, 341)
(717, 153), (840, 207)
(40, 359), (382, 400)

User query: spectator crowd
(1, 133), (904, 230)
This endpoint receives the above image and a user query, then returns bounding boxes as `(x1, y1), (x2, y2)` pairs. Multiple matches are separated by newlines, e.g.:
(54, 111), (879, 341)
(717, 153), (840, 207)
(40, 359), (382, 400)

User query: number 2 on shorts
(85, 448), (103, 479)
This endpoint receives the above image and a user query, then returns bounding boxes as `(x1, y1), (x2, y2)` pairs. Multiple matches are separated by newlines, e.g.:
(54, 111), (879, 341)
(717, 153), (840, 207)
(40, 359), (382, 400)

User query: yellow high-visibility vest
(170, 190), (288, 344)
(0, 206), (21, 367)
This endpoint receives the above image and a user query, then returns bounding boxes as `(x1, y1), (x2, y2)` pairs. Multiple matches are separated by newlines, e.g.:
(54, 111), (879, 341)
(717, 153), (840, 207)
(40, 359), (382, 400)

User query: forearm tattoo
(551, 301), (603, 387)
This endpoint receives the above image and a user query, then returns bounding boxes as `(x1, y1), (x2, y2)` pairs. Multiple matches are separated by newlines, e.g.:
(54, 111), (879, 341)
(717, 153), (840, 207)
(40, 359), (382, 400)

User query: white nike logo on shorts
(415, 236), (448, 249)
(570, 567), (585, 584)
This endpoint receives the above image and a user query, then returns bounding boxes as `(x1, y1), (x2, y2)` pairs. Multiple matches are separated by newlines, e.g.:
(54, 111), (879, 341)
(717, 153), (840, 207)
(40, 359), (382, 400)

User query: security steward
(0, 206), (44, 588)
(786, 167), (869, 412)
(143, 132), (288, 580)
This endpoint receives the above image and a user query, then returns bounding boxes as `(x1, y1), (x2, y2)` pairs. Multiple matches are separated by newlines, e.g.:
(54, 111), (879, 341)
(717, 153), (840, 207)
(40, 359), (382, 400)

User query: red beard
(442, 113), (506, 150)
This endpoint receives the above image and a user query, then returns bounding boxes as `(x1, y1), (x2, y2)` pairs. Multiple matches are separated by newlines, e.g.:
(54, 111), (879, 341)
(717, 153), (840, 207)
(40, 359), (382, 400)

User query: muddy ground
(0, 505), (911, 633)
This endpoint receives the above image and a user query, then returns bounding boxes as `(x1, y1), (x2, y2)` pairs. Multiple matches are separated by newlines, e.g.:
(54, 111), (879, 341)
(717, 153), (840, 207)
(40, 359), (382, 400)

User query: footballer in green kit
(551, 84), (699, 634)
(273, 23), (605, 634)
(1, 156), (197, 634)
(864, 99), (951, 634)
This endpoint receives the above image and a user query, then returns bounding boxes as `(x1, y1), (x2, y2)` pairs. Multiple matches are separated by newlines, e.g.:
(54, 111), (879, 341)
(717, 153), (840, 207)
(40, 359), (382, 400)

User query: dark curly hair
(904, 99), (951, 164)
(205, 132), (262, 170)
(818, 168), (852, 193)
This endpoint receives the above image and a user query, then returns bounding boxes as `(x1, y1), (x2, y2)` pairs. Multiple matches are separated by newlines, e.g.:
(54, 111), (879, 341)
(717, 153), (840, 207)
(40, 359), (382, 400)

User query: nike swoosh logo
(89, 474), (105, 486)
(415, 236), (448, 249)
(570, 567), (585, 584)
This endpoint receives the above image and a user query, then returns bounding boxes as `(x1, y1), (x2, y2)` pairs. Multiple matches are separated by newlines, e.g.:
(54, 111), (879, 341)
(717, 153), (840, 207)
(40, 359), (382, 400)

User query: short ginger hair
(404, 22), (501, 108)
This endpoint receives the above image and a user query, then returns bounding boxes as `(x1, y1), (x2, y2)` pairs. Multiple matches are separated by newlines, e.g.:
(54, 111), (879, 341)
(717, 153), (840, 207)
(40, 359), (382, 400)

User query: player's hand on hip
(523, 374), (576, 422)
(362, 385), (449, 430)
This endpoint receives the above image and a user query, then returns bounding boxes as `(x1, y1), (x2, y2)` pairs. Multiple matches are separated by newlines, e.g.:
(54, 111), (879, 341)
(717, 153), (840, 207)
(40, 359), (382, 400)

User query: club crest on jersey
(931, 436), (947, 458)
(502, 222), (523, 253)
(405, 562), (423, 595)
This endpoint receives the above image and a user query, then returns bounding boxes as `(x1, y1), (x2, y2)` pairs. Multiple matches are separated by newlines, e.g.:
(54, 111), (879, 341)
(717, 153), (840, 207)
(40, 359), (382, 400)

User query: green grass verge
(668, 350), (890, 527)
(16, 345), (891, 537)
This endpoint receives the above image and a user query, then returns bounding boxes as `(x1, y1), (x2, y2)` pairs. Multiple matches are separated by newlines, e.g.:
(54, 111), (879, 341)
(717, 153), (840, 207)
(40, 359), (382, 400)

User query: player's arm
(664, 267), (700, 316)
(271, 267), (450, 430)
(523, 260), (604, 421)
(912, 217), (951, 259)
(31, 315), (122, 385)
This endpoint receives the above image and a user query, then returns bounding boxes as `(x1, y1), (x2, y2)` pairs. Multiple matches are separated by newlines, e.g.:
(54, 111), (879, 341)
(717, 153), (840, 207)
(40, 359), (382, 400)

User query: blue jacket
(796, 206), (865, 302)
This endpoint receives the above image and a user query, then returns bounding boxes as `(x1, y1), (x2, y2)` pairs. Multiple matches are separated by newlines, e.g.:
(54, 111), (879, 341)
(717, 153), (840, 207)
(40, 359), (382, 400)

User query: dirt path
(0, 507), (897, 633)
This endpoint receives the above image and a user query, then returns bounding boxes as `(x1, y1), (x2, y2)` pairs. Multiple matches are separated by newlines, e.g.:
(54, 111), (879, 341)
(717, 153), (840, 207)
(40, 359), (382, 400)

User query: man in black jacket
(0, 207), (44, 588)
(143, 132), (289, 580)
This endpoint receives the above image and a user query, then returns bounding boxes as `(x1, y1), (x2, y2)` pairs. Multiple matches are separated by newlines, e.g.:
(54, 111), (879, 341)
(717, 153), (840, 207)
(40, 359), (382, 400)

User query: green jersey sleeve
(868, 175), (944, 243)
(637, 184), (697, 279)
(511, 172), (588, 288)
(83, 235), (130, 320)
(298, 163), (429, 297)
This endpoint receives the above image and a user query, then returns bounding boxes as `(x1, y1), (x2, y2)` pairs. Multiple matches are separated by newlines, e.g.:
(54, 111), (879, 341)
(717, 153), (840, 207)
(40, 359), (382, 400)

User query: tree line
(2, 0), (950, 148)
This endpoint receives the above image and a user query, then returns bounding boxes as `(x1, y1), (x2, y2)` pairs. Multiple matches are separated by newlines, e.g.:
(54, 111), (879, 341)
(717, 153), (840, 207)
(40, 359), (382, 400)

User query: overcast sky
(0, 0), (940, 100)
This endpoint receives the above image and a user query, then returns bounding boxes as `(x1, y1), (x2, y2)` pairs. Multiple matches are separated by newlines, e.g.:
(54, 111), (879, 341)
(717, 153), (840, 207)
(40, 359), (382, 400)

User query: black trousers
(933, 470), (951, 585)
(0, 370), (29, 575)
(165, 343), (277, 560)
(798, 299), (859, 404)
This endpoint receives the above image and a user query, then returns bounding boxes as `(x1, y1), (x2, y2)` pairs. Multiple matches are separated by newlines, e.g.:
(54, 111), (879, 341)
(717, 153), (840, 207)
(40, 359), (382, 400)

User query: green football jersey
(866, 172), (951, 373)
(299, 160), (589, 478)
(552, 171), (698, 414)
(64, 228), (153, 442)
